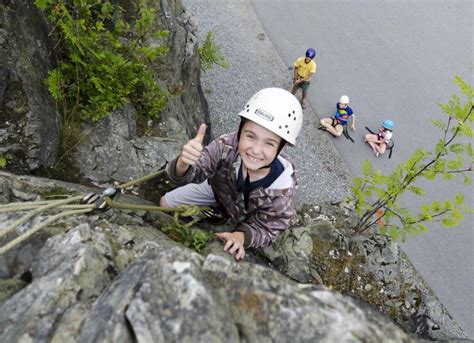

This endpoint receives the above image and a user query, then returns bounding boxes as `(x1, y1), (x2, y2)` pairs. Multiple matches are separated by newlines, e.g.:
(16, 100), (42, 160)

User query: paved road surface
(251, 0), (473, 337)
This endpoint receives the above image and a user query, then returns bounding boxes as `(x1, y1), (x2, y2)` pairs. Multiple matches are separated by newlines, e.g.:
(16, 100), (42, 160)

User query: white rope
(0, 196), (83, 240)
(0, 208), (93, 255)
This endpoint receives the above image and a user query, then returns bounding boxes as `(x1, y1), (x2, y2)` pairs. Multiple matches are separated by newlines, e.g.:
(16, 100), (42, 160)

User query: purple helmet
(306, 48), (316, 59)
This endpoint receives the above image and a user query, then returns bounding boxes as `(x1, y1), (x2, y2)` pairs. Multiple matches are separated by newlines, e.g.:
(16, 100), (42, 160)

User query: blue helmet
(306, 48), (316, 59)
(382, 119), (394, 130)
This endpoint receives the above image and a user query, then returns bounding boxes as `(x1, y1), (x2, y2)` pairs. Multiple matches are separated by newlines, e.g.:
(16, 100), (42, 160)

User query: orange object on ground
(376, 208), (385, 228)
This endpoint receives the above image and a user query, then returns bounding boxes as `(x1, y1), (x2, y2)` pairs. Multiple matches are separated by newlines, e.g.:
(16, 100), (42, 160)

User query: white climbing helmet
(339, 95), (350, 104)
(238, 88), (303, 145)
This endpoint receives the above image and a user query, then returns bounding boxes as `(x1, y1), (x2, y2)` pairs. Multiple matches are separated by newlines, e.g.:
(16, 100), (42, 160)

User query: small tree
(198, 31), (229, 71)
(352, 76), (473, 240)
(36, 0), (169, 122)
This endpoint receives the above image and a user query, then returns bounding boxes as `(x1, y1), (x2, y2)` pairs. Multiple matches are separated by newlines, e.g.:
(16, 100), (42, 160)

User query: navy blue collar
(237, 158), (284, 192)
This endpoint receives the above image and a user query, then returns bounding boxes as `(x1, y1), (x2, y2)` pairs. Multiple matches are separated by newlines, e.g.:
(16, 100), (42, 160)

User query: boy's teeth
(248, 155), (261, 162)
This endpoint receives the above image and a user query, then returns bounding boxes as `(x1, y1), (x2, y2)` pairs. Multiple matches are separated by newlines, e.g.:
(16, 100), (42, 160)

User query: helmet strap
(237, 118), (246, 142)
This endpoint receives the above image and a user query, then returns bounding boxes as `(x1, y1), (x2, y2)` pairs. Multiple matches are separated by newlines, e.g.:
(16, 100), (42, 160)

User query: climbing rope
(103, 197), (205, 229)
(0, 169), (210, 255)
(0, 208), (94, 255)
(115, 169), (167, 190)
(0, 196), (85, 240)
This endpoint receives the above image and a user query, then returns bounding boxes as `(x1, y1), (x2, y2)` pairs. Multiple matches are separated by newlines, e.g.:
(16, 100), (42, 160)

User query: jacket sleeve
(234, 193), (295, 248)
(166, 137), (225, 186)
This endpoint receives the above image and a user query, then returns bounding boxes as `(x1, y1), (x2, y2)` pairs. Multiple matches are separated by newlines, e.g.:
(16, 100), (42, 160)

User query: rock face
(0, 171), (418, 342)
(158, 0), (210, 141)
(0, 0), (208, 184)
(0, 1), (60, 173)
(74, 104), (181, 184)
(74, 0), (210, 184)
(4, 166), (465, 338)
(263, 203), (468, 341)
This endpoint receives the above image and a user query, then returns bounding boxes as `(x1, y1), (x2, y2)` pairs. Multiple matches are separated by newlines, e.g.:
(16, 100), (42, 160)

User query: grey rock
(79, 250), (239, 343)
(0, 170), (464, 342)
(309, 265), (324, 284)
(11, 188), (37, 201)
(263, 226), (313, 283)
(0, 256), (8, 279)
(0, 278), (27, 302)
(201, 254), (413, 343)
(0, 178), (11, 204)
(0, 225), (114, 342)
(288, 205), (467, 340)
(0, 2), (60, 173)
(75, 105), (181, 183)
(415, 294), (469, 341)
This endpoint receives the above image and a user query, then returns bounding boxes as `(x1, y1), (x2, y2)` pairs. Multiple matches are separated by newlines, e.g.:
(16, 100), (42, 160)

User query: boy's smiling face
(238, 120), (281, 171)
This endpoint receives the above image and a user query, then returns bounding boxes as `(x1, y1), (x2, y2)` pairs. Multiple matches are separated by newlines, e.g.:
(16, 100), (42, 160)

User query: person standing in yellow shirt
(291, 48), (317, 109)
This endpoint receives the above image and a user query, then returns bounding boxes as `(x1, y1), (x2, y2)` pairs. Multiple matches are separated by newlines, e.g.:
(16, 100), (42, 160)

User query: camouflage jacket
(166, 132), (297, 248)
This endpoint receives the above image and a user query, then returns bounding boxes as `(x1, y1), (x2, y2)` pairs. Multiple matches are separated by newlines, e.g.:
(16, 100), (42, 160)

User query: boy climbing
(160, 88), (303, 261)
(365, 119), (394, 156)
(291, 48), (317, 109)
(319, 95), (356, 137)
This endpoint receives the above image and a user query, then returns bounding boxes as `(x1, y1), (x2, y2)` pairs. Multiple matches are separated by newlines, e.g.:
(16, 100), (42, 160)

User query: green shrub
(35, 0), (169, 121)
(160, 224), (210, 253)
(199, 31), (229, 71)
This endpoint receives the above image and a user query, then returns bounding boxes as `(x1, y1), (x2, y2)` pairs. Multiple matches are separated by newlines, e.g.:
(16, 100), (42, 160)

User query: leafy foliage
(0, 155), (6, 168)
(160, 224), (210, 252)
(352, 76), (473, 240)
(35, 0), (169, 121)
(199, 31), (229, 71)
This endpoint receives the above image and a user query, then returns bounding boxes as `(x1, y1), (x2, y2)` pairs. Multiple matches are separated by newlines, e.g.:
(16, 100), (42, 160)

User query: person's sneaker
(318, 125), (326, 131)
(201, 207), (229, 225)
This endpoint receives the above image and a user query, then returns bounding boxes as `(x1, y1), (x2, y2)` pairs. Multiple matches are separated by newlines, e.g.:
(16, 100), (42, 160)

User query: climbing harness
(365, 126), (395, 159)
(342, 125), (355, 143)
(0, 168), (210, 255)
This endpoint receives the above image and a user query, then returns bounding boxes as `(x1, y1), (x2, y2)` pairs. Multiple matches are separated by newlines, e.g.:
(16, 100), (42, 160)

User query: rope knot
(177, 204), (201, 217)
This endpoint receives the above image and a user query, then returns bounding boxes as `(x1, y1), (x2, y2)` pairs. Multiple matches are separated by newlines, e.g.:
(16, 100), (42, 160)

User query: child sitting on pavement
(364, 119), (394, 156)
(319, 95), (356, 137)
(160, 88), (303, 261)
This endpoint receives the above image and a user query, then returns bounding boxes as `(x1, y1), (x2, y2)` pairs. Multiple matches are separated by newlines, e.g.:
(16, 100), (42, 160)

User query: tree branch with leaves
(352, 76), (473, 240)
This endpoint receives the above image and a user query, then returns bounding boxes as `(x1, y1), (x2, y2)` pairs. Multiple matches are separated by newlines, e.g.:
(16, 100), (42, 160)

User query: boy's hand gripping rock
(176, 124), (207, 175)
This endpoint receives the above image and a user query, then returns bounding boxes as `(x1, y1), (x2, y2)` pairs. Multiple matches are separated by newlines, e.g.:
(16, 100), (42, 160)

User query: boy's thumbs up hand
(176, 124), (207, 173)
(194, 123), (207, 144)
